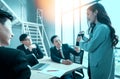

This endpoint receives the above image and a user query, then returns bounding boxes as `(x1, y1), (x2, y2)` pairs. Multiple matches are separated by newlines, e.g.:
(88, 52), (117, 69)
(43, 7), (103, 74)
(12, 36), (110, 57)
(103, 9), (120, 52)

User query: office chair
(72, 50), (84, 79)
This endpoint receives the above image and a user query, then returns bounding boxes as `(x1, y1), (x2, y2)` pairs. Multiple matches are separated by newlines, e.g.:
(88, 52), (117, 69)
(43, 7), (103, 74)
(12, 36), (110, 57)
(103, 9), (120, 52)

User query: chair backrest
(73, 50), (84, 64)
(70, 50), (84, 79)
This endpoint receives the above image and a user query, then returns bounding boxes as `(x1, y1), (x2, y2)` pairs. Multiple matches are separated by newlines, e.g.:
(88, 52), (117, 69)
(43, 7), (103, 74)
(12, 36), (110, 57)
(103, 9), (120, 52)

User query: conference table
(30, 56), (83, 79)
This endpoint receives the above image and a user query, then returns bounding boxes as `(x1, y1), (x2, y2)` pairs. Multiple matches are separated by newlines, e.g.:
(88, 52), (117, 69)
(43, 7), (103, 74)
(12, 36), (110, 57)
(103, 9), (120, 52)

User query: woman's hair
(87, 3), (118, 47)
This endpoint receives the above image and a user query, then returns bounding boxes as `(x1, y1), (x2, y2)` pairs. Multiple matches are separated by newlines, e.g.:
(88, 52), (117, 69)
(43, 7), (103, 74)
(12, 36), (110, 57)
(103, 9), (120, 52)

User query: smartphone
(78, 34), (84, 37)
(78, 31), (84, 37)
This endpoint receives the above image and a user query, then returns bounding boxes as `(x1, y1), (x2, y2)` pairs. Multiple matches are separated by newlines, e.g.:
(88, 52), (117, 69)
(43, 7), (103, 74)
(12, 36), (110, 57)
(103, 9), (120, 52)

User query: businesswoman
(78, 3), (118, 79)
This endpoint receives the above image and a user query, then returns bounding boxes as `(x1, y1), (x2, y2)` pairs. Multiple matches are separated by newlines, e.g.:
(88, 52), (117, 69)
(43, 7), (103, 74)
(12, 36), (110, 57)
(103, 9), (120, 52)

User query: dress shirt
(24, 45), (37, 59)
(56, 46), (65, 63)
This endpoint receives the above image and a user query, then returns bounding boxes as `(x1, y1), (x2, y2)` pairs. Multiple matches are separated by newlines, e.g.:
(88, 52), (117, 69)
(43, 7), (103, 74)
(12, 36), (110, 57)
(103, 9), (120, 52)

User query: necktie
(26, 48), (32, 54)
(58, 49), (64, 58)
(27, 48), (30, 52)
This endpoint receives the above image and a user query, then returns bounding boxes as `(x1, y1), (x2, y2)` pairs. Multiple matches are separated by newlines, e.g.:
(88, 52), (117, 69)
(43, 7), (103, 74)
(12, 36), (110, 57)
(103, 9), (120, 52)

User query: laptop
(31, 63), (49, 70)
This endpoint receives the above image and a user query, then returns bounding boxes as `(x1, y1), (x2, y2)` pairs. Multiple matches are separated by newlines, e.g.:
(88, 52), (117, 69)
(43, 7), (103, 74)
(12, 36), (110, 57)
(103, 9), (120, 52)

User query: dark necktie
(58, 49), (63, 58)
(26, 48), (33, 54)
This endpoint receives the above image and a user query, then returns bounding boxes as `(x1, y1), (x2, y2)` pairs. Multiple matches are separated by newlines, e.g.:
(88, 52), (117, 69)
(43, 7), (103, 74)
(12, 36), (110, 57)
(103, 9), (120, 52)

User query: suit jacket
(17, 44), (44, 66)
(80, 22), (114, 79)
(50, 44), (80, 63)
(0, 47), (31, 79)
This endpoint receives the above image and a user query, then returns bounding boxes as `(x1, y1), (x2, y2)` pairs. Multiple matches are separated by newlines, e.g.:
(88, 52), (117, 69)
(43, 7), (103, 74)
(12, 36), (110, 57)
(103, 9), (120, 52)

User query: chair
(72, 50), (84, 79)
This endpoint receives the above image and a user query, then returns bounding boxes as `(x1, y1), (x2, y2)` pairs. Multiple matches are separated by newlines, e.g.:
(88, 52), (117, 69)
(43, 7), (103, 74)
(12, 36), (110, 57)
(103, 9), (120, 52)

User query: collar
(24, 44), (29, 49)
(56, 46), (62, 50)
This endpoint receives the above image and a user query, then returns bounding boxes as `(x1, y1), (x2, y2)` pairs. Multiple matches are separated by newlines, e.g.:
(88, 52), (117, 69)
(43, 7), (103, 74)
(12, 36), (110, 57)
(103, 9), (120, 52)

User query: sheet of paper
(38, 66), (66, 78)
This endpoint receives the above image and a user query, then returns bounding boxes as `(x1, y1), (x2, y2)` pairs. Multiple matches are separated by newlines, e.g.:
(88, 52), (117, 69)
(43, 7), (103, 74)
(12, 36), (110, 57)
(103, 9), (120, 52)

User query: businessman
(50, 35), (81, 79)
(0, 9), (31, 79)
(17, 34), (44, 66)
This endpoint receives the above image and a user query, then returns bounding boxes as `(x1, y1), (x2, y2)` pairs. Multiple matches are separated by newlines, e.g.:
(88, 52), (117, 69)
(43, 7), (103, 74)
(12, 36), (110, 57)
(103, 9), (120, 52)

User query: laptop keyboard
(31, 63), (49, 70)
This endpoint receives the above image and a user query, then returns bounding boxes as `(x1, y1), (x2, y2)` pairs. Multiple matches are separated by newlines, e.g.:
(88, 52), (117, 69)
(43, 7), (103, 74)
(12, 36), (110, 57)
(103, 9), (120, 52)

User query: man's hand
(76, 36), (82, 42)
(28, 44), (36, 51)
(62, 59), (73, 65)
(74, 46), (80, 53)
(76, 31), (84, 42)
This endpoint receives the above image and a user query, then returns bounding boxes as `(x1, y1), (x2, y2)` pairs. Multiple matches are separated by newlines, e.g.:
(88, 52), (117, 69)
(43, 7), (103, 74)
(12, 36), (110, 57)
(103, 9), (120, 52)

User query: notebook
(31, 63), (49, 70)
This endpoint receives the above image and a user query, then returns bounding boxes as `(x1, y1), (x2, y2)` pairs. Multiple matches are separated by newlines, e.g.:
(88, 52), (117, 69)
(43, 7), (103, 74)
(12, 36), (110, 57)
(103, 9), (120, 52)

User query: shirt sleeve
(35, 44), (44, 59)
(80, 24), (107, 52)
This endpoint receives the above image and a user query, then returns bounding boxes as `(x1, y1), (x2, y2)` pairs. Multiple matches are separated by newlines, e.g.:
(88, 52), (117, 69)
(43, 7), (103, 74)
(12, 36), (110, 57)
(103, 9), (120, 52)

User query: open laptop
(31, 63), (49, 70)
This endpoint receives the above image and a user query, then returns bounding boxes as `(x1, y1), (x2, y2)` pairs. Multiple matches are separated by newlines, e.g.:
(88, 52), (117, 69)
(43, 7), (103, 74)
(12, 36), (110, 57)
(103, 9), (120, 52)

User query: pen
(47, 70), (59, 72)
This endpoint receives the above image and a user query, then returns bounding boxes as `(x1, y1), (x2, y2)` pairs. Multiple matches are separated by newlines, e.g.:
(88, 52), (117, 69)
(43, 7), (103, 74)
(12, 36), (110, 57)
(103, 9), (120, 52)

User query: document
(38, 66), (66, 78)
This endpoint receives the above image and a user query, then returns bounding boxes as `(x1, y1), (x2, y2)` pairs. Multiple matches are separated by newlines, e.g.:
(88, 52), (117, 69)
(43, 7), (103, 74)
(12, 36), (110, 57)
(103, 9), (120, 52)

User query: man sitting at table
(50, 35), (81, 79)
(17, 34), (44, 67)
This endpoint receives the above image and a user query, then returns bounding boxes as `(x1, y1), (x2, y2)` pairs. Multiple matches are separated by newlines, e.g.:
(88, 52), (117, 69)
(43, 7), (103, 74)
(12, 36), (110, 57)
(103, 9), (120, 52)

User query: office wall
(4, 0), (27, 21)
(27, 0), (55, 46)
(26, 0), (37, 22)
(9, 25), (22, 48)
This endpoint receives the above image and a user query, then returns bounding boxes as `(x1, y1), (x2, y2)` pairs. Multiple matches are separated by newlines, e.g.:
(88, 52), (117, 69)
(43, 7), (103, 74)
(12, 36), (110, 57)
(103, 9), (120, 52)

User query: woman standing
(79, 3), (118, 79)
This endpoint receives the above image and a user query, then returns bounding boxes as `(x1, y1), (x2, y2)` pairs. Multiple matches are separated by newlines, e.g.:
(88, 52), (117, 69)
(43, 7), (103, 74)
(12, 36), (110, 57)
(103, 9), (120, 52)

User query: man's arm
(14, 50), (31, 79)
(50, 47), (73, 65)
(35, 44), (44, 59)
(50, 47), (62, 63)
(65, 44), (80, 56)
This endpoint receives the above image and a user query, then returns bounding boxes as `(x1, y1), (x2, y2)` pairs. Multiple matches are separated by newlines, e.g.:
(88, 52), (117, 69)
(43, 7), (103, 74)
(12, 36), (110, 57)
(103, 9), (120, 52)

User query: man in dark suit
(17, 34), (44, 66)
(50, 35), (81, 79)
(0, 9), (31, 79)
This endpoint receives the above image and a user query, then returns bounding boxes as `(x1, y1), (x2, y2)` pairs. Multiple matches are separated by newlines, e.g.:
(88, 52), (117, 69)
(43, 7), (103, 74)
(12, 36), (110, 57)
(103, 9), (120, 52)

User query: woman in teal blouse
(78, 3), (118, 79)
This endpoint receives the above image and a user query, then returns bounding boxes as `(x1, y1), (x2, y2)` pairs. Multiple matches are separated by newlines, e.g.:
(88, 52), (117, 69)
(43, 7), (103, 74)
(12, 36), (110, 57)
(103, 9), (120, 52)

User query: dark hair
(0, 9), (13, 25)
(19, 34), (28, 41)
(51, 35), (58, 43)
(87, 3), (118, 47)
